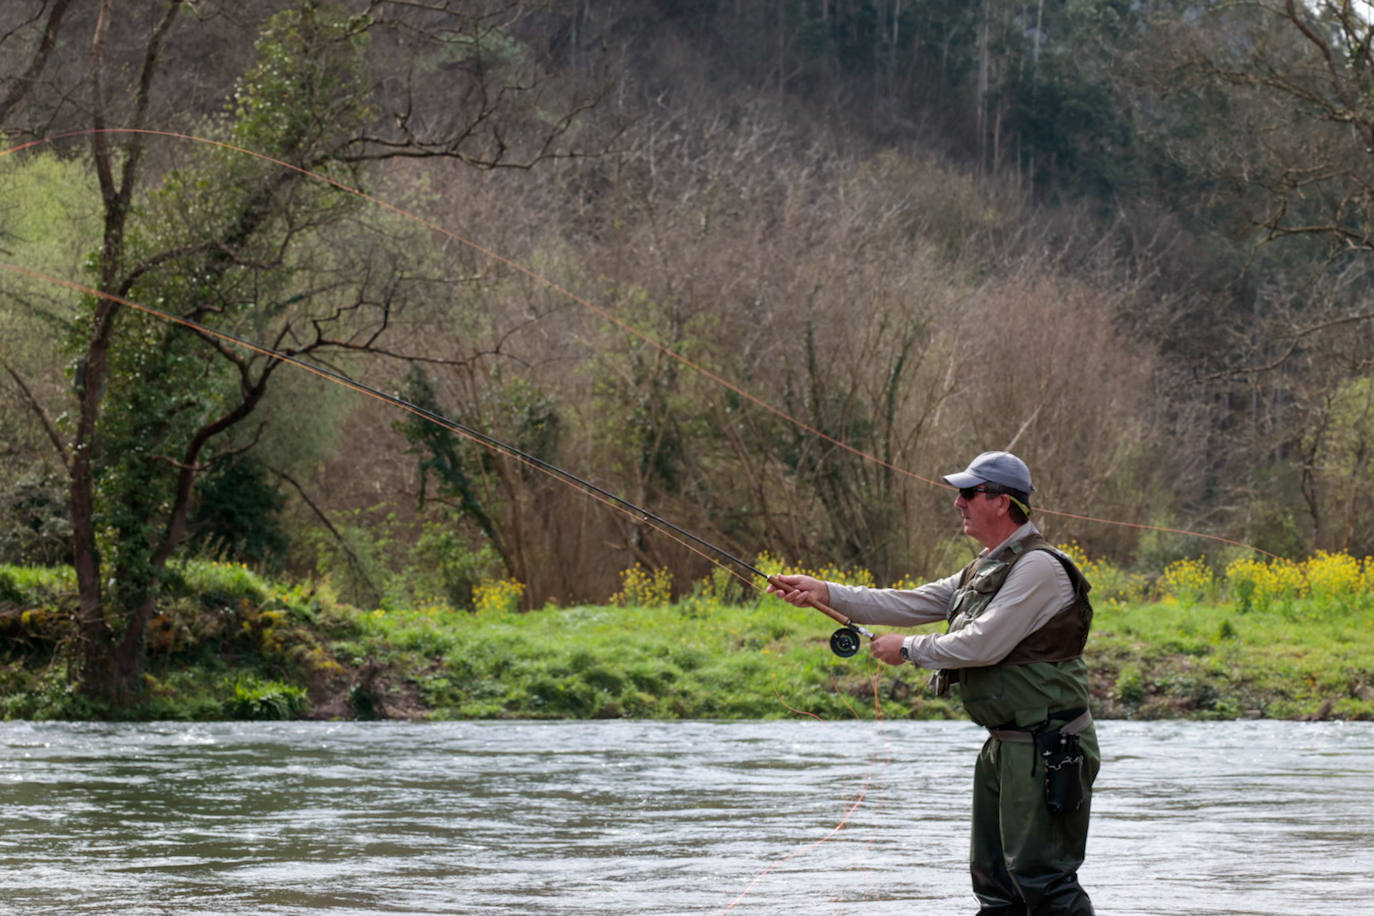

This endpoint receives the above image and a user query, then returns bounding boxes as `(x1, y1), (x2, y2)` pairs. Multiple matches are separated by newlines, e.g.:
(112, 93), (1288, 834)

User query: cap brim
(942, 471), (985, 489)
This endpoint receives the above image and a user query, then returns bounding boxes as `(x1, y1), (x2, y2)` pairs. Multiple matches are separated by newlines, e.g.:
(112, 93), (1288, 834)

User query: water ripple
(0, 719), (1370, 914)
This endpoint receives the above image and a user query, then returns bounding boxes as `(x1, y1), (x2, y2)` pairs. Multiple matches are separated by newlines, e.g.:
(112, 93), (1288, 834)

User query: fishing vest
(938, 532), (1094, 729)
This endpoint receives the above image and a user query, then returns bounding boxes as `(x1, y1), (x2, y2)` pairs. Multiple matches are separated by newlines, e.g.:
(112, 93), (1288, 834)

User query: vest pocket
(949, 561), (1008, 626)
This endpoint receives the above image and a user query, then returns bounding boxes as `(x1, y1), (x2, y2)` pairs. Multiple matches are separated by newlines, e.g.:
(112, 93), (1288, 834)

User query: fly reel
(829, 625), (863, 658)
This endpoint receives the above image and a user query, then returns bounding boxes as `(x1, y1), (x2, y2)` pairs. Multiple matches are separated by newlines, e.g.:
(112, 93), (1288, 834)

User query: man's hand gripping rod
(765, 575), (875, 658)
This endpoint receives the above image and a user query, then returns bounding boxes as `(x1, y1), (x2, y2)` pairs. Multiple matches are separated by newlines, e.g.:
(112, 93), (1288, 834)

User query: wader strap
(987, 708), (1092, 744)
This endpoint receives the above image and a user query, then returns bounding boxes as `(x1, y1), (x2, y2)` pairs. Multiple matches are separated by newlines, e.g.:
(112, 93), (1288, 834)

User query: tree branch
(1208, 310), (1374, 379)
(270, 467), (383, 607)
(2, 360), (69, 473)
(0, 0), (74, 125)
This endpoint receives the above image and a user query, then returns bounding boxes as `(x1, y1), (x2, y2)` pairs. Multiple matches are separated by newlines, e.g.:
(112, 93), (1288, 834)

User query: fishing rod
(0, 262), (873, 657)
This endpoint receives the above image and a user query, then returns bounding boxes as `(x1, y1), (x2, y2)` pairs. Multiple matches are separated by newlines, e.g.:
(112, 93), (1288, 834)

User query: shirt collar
(980, 521), (1040, 560)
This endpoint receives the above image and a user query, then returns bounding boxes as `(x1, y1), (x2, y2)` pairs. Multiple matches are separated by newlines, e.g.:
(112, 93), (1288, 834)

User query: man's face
(954, 485), (1007, 546)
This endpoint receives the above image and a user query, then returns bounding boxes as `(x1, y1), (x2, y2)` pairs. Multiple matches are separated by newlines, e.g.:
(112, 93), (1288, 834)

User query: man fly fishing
(769, 450), (1098, 916)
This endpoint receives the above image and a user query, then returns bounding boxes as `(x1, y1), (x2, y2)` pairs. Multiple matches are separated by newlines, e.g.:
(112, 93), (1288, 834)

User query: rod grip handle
(766, 575), (853, 627)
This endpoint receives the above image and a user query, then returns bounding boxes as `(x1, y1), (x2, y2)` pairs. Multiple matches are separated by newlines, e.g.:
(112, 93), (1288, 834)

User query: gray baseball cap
(942, 451), (1035, 494)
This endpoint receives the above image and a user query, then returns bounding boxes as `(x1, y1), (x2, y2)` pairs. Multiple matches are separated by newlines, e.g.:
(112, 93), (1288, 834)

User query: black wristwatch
(899, 641), (910, 662)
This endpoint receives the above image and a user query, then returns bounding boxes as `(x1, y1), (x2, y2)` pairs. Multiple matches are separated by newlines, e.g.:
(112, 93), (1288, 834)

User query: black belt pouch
(1034, 730), (1085, 815)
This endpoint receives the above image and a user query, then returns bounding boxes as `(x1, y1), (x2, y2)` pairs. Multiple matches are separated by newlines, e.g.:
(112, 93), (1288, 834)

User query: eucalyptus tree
(0, 0), (611, 706)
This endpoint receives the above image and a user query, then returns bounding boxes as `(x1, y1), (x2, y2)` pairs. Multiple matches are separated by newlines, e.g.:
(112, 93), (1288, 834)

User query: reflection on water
(0, 719), (1370, 914)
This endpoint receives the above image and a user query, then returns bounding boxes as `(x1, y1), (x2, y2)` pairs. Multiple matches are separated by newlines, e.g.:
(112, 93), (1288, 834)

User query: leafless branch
(0, 0), (73, 124)
(270, 466), (383, 607)
(2, 360), (70, 472)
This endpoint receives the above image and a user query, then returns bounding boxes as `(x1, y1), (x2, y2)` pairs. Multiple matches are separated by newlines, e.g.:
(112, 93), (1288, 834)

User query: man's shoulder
(1007, 546), (1075, 585)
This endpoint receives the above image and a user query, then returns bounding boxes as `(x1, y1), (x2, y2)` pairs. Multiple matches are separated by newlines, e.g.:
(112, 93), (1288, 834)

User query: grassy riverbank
(2, 558), (1372, 722)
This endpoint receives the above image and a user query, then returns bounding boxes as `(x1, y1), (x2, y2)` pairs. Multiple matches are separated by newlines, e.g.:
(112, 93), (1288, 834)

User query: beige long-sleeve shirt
(827, 522), (1075, 670)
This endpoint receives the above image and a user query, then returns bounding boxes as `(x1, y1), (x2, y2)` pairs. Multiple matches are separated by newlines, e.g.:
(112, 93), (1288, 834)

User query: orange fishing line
(735, 661), (890, 912)
(773, 692), (826, 721)
(716, 779), (870, 915)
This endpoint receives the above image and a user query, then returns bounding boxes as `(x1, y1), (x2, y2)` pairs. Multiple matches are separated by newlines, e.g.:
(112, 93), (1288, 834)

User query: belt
(987, 708), (1092, 743)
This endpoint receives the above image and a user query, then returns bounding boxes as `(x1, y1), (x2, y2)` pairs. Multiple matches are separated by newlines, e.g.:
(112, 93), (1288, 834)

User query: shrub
(226, 675), (307, 720)
(474, 577), (526, 615)
(1115, 665), (1145, 706)
(1224, 555), (1306, 615)
(1059, 542), (1148, 606)
(611, 564), (672, 607)
(0, 570), (23, 606)
(1159, 556), (1217, 607)
(409, 525), (502, 610)
(1303, 551), (1369, 617)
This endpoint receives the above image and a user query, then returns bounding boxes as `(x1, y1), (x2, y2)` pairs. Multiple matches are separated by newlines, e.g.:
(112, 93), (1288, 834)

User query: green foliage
(301, 509), (393, 609)
(1312, 377), (1374, 554)
(998, 0), (1145, 199)
(230, 6), (374, 159)
(679, 566), (751, 616)
(1059, 542), (1148, 607)
(404, 524), (502, 610)
(0, 570), (22, 606)
(0, 560), (345, 722)
(87, 306), (214, 608)
(1087, 545), (1374, 719)
(1115, 665), (1145, 706)
(163, 557), (271, 608)
(0, 563), (76, 595)
(7, 0), (1374, 725)
(226, 675), (308, 720)
(0, 143), (100, 297)
(1090, 592), (1374, 721)
(185, 457), (288, 570)
(0, 663), (106, 720)
(49, 0), (385, 703)
(0, 467), (71, 566)
(394, 365), (561, 585)
(359, 594), (956, 721)
(1132, 520), (1207, 582)
(473, 577), (525, 615)
(1233, 463), (1312, 560)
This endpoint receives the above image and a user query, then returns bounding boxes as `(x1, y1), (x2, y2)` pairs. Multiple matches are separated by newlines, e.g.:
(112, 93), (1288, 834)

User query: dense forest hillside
(1, 1), (1372, 706)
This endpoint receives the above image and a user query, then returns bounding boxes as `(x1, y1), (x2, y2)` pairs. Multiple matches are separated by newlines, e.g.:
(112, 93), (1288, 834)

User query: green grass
(352, 600), (959, 720)
(1, 559), (1372, 722)
(1089, 599), (1374, 720)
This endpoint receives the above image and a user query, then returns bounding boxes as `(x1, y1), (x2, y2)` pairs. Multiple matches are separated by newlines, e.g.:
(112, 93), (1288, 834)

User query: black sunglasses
(958, 485), (998, 501)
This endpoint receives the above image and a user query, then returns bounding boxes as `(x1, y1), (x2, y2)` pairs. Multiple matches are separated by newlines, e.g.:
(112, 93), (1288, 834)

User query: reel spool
(829, 625), (863, 658)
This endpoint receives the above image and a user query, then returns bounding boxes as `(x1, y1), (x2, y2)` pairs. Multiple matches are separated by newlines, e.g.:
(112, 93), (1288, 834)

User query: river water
(0, 719), (1370, 915)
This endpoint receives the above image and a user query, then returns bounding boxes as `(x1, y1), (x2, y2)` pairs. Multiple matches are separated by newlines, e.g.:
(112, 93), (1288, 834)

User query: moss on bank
(1, 561), (1371, 722)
